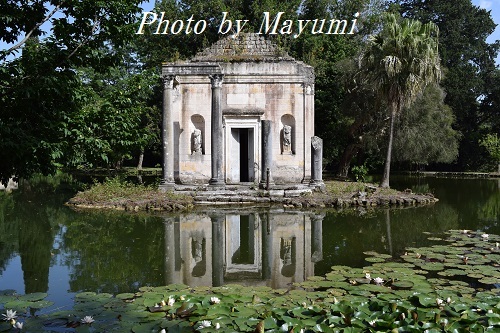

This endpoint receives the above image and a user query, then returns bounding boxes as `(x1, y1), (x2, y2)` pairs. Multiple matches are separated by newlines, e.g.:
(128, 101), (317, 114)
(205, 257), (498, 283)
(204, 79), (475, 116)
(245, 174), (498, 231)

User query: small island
(66, 179), (438, 212)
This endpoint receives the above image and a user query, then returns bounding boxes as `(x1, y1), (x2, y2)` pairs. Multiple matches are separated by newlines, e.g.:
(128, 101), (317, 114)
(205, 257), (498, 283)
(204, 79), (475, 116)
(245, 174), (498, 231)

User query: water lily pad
(365, 257), (386, 263)
(478, 277), (500, 285)
(391, 281), (414, 290)
(18, 292), (48, 302)
(419, 262), (445, 271)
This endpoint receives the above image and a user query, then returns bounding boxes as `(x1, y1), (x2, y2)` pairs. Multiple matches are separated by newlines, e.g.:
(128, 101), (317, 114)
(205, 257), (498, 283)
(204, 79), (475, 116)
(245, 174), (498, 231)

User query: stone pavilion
(159, 33), (322, 190)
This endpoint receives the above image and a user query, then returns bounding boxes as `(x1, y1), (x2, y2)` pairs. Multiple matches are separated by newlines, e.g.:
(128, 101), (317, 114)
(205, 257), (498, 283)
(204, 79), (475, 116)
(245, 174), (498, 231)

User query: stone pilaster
(159, 75), (175, 191)
(209, 74), (225, 188)
(310, 136), (324, 186)
(260, 120), (274, 189)
(302, 80), (315, 184)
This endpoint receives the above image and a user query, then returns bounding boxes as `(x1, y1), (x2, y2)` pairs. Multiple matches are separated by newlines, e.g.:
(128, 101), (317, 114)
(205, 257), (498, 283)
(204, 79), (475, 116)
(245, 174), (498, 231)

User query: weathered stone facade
(160, 33), (317, 188)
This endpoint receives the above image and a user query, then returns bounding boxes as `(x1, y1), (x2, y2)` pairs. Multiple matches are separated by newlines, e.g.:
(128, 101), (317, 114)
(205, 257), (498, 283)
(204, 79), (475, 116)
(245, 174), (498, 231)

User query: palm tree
(360, 13), (441, 188)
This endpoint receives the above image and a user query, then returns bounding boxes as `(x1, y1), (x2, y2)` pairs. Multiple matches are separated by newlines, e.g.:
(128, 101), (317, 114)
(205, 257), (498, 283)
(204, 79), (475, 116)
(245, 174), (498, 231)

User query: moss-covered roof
(192, 33), (294, 62)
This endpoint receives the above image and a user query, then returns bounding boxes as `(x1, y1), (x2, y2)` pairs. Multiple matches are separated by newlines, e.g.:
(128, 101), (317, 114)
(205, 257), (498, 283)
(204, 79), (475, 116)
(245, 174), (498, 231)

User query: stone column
(211, 214), (225, 286)
(159, 75), (175, 191)
(260, 120), (274, 189)
(209, 74), (225, 188)
(310, 136), (324, 186)
(311, 214), (324, 263)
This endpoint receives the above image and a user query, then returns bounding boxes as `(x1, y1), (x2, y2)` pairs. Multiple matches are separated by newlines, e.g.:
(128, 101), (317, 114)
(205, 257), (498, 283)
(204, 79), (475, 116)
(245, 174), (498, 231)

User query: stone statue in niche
(282, 125), (292, 154)
(192, 129), (202, 155)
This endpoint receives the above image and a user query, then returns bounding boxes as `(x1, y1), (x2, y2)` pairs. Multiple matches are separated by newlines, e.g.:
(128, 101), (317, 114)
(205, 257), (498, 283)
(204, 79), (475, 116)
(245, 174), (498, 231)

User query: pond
(0, 176), (498, 314)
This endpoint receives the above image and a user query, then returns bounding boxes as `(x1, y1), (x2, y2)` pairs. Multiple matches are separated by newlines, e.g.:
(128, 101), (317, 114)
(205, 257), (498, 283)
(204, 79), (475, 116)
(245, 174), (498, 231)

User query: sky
(472, 0), (500, 43)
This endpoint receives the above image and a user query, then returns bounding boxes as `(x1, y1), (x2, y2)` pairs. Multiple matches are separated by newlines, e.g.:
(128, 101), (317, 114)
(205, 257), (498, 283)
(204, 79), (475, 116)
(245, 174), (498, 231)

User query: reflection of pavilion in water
(164, 212), (324, 288)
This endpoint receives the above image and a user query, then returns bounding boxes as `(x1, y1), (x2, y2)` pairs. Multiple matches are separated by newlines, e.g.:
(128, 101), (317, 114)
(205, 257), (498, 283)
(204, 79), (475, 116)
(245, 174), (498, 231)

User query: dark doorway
(240, 128), (249, 182)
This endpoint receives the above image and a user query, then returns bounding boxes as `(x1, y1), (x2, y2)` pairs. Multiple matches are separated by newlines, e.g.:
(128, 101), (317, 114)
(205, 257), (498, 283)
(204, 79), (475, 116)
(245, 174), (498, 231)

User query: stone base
(208, 179), (225, 190)
(158, 182), (175, 192)
(259, 181), (275, 190)
(309, 180), (325, 192)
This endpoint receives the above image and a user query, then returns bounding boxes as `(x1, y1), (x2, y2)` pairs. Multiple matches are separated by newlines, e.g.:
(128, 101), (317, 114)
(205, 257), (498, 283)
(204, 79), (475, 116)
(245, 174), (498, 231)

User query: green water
(0, 176), (498, 311)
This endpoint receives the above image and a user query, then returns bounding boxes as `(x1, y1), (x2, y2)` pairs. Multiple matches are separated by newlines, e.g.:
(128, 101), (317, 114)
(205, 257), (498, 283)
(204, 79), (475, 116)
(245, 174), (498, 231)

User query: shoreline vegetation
(66, 177), (439, 212)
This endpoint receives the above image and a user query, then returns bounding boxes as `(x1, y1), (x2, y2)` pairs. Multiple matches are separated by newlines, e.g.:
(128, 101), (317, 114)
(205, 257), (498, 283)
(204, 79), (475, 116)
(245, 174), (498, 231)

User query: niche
(280, 114), (295, 154)
(190, 114), (205, 155)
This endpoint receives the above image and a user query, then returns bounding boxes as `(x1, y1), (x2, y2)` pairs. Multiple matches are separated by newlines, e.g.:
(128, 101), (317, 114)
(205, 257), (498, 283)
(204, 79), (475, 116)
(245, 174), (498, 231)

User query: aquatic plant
(0, 229), (499, 332)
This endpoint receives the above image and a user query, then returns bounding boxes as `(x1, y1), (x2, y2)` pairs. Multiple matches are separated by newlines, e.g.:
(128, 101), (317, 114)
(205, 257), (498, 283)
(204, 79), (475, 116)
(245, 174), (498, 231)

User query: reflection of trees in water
(393, 177), (500, 233)
(477, 181), (499, 228)
(62, 211), (165, 294)
(0, 187), (67, 293)
(0, 193), (17, 275)
(316, 203), (461, 273)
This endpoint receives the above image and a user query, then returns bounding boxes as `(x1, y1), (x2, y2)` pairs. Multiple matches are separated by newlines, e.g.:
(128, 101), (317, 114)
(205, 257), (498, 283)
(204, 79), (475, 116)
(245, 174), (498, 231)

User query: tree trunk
(497, 162), (500, 174)
(380, 107), (397, 188)
(137, 148), (144, 171)
(337, 143), (362, 178)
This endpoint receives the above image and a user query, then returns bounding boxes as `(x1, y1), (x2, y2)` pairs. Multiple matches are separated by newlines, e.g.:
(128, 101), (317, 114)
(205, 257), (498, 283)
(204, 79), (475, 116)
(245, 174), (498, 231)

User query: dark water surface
(0, 176), (498, 311)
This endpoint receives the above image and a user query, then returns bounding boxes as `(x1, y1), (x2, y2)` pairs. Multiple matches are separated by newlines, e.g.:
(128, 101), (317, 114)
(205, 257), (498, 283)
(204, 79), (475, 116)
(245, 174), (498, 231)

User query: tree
(393, 84), (460, 168)
(397, 0), (500, 170)
(359, 13), (441, 188)
(0, 0), (143, 183)
(479, 134), (500, 174)
(290, 0), (387, 172)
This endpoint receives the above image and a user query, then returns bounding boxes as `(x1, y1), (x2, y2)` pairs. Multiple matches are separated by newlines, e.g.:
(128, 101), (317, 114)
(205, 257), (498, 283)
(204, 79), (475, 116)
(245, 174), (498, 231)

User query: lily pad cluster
(1, 230), (499, 332)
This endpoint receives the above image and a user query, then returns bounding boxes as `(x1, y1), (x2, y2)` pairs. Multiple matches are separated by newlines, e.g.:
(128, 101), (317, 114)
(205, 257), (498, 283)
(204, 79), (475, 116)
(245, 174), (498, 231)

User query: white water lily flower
(210, 296), (221, 304)
(488, 309), (493, 314)
(2, 310), (17, 321)
(160, 329), (166, 333)
(446, 297), (452, 304)
(160, 299), (166, 307)
(368, 320), (376, 327)
(197, 320), (211, 330)
(13, 321), (23, 330)
(373, 277), (384, 285)
(280, 323), (289, 331)
(80, 316), (95, 324)
(214, 322), (220, 330)
(436, 298), (444, 306)
(365, 273), (371, 280)
(167, 296), (175, 306)
(482, 234), (489, 239)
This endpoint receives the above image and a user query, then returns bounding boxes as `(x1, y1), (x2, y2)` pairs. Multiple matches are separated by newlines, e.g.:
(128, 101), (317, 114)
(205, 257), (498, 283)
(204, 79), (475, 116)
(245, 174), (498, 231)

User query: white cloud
(478, 0), (493, 9)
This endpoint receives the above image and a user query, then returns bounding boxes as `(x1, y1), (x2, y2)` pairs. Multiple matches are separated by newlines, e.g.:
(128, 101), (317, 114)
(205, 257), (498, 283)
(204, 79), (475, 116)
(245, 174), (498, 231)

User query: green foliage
(479, 133), (500, 173)
(359, 13), (441, 187)
(351, 164), (369, 182)
(76, 177), (158, 203)
(61, 67), (160, 170)
(480, 133), (500, 162)
(0, 0), (143, 183)
(393, 84), (460, 166)
(398, 0), (500, 170)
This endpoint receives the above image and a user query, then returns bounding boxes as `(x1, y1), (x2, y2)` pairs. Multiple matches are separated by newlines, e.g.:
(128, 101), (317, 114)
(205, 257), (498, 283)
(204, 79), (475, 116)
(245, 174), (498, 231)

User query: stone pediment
(192, 33), (294, 62)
